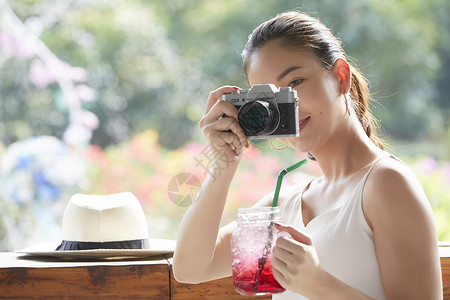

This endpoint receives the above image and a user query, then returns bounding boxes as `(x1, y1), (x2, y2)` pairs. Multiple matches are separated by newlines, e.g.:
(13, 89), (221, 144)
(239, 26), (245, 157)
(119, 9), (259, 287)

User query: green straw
(272, 159), (308, 207)
(253, 158), (308, 292)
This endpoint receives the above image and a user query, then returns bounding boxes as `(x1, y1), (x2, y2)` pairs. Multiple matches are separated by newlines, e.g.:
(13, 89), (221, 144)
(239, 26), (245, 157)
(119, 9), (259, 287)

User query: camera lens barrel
(238, 100), (280, 136)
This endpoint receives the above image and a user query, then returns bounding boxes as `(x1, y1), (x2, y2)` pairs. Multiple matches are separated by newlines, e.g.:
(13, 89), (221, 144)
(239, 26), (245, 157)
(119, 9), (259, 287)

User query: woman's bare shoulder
(363, 156), (431, 227)
(366, 156), (425, 199)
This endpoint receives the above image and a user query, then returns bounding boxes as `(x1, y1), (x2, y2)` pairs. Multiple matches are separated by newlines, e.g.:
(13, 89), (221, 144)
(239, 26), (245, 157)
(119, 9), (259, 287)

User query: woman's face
(246, 40), (347, 153)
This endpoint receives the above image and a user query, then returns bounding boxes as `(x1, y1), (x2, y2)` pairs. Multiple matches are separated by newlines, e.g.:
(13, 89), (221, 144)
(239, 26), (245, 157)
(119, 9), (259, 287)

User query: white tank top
(273, 156), (392, 300)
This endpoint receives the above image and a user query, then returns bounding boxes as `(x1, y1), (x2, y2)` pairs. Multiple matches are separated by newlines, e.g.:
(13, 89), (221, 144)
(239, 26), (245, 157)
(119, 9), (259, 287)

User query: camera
(221, 84), (299, 139)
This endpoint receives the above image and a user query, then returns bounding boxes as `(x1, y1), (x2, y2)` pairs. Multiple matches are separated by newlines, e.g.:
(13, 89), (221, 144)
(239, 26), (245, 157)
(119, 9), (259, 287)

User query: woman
(173, 11), (442, 299)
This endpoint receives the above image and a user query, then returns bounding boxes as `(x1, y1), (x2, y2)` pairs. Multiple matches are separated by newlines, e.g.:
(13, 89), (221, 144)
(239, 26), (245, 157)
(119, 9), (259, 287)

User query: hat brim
(16, 238), (176, 259)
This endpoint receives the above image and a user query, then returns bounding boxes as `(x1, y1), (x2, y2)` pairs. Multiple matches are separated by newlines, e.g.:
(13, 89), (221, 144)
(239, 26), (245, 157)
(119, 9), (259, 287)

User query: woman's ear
(334, 59), (351, 94)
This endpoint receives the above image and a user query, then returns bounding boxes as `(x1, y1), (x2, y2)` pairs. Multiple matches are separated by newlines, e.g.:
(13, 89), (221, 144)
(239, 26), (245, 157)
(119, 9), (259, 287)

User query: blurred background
(0, 0), (449, 251)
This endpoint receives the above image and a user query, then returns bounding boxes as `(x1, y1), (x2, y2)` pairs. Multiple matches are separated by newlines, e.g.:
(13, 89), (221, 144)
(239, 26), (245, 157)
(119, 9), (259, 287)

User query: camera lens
(238, 100), (280, 136)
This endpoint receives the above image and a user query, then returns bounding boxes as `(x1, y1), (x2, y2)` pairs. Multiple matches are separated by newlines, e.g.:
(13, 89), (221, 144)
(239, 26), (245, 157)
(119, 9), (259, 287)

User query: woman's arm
(173, 178), (294, 284)
(173, 166), (239, 284)
(364, 158), (443, 299)
(172, 86), (248, 283)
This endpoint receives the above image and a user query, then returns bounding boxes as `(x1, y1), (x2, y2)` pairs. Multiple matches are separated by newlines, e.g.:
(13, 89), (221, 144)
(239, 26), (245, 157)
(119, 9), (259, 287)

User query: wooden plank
(170, 274), (272, 300)
(168, 251), (450, 300)
(168, 261), (272, 300)
(441, 244), (450, 300)
(0, 246), (448, 299)
(442, 256), (450, 300)
(0, 262), (170, 299)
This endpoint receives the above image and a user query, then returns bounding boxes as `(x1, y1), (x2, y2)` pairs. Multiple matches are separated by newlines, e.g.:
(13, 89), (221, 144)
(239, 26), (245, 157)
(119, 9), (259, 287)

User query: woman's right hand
(198, 86), (249, 167)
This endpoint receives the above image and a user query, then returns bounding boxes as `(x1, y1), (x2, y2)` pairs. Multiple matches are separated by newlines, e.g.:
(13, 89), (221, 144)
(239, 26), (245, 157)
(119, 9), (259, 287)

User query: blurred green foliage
(1, 0), (449, 157)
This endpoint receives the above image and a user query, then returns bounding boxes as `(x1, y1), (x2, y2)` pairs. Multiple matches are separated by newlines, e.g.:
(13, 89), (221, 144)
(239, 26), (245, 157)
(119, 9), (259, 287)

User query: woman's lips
(299, 116), (310, 131)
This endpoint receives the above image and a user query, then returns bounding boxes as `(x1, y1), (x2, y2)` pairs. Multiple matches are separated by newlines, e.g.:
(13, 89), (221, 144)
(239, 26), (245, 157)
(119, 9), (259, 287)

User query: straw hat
(17, 192), (175, 259)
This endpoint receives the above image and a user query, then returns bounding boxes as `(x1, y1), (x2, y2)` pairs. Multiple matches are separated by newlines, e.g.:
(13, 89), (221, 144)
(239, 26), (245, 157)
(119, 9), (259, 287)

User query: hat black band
(55, 238), (150, 251)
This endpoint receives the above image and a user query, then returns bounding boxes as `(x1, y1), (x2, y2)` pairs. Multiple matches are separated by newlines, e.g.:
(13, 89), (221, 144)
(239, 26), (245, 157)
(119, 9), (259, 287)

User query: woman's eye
(289, 79), (303, 88)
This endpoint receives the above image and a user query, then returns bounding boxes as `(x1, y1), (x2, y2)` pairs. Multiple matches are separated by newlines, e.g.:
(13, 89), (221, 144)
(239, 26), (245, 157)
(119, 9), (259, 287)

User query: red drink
(232, 255), (285, 296)
(231, 207), (285, 296)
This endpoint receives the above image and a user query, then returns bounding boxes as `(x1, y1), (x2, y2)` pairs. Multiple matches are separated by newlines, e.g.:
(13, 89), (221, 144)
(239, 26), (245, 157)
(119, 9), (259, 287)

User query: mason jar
(230, 207), (285, 296)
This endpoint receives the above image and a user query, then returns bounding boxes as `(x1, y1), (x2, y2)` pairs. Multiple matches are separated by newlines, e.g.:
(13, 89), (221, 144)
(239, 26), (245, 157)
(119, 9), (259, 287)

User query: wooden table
(0, 252), (270, 299)
(1, 244), (449, 299)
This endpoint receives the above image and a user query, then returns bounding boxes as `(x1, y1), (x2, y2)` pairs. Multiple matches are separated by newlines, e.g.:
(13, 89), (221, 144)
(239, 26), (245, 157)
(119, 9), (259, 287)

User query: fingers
(270, 227), (310, 292)
(207, 129), (244, 156)
(199, 86), (249, 157)
(204, 86), (240, 115)
(216, 114), (248, 147)
(271, 255), (288, 287)
(201, 116), (248, 154)
(203, 95), (240, 121)
(271, 266), (286, 285)
(272, 244), (295, 265)
(274, 222), (313, 246)
(271, 223), (322, 295)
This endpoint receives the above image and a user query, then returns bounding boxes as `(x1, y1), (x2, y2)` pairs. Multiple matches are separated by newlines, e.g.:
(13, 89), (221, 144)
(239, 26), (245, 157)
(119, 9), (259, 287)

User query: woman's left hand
(271, 222), (327, 298)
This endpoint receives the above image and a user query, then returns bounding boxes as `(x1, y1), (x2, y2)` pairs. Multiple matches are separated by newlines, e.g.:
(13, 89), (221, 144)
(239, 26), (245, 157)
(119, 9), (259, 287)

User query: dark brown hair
(242, 11), (384, 150)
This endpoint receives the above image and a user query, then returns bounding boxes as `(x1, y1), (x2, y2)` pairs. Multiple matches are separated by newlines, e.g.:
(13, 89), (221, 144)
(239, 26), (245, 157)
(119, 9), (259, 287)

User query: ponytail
(349, 65), (385, 150)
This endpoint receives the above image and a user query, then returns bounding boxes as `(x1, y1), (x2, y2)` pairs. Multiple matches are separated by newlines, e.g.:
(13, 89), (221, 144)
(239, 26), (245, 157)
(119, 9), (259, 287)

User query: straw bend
(272, 159), (308, 207)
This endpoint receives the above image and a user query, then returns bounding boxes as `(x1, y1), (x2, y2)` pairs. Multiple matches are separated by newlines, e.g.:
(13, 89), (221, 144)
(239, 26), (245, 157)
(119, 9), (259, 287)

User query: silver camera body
(221, 84), (299, 139)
